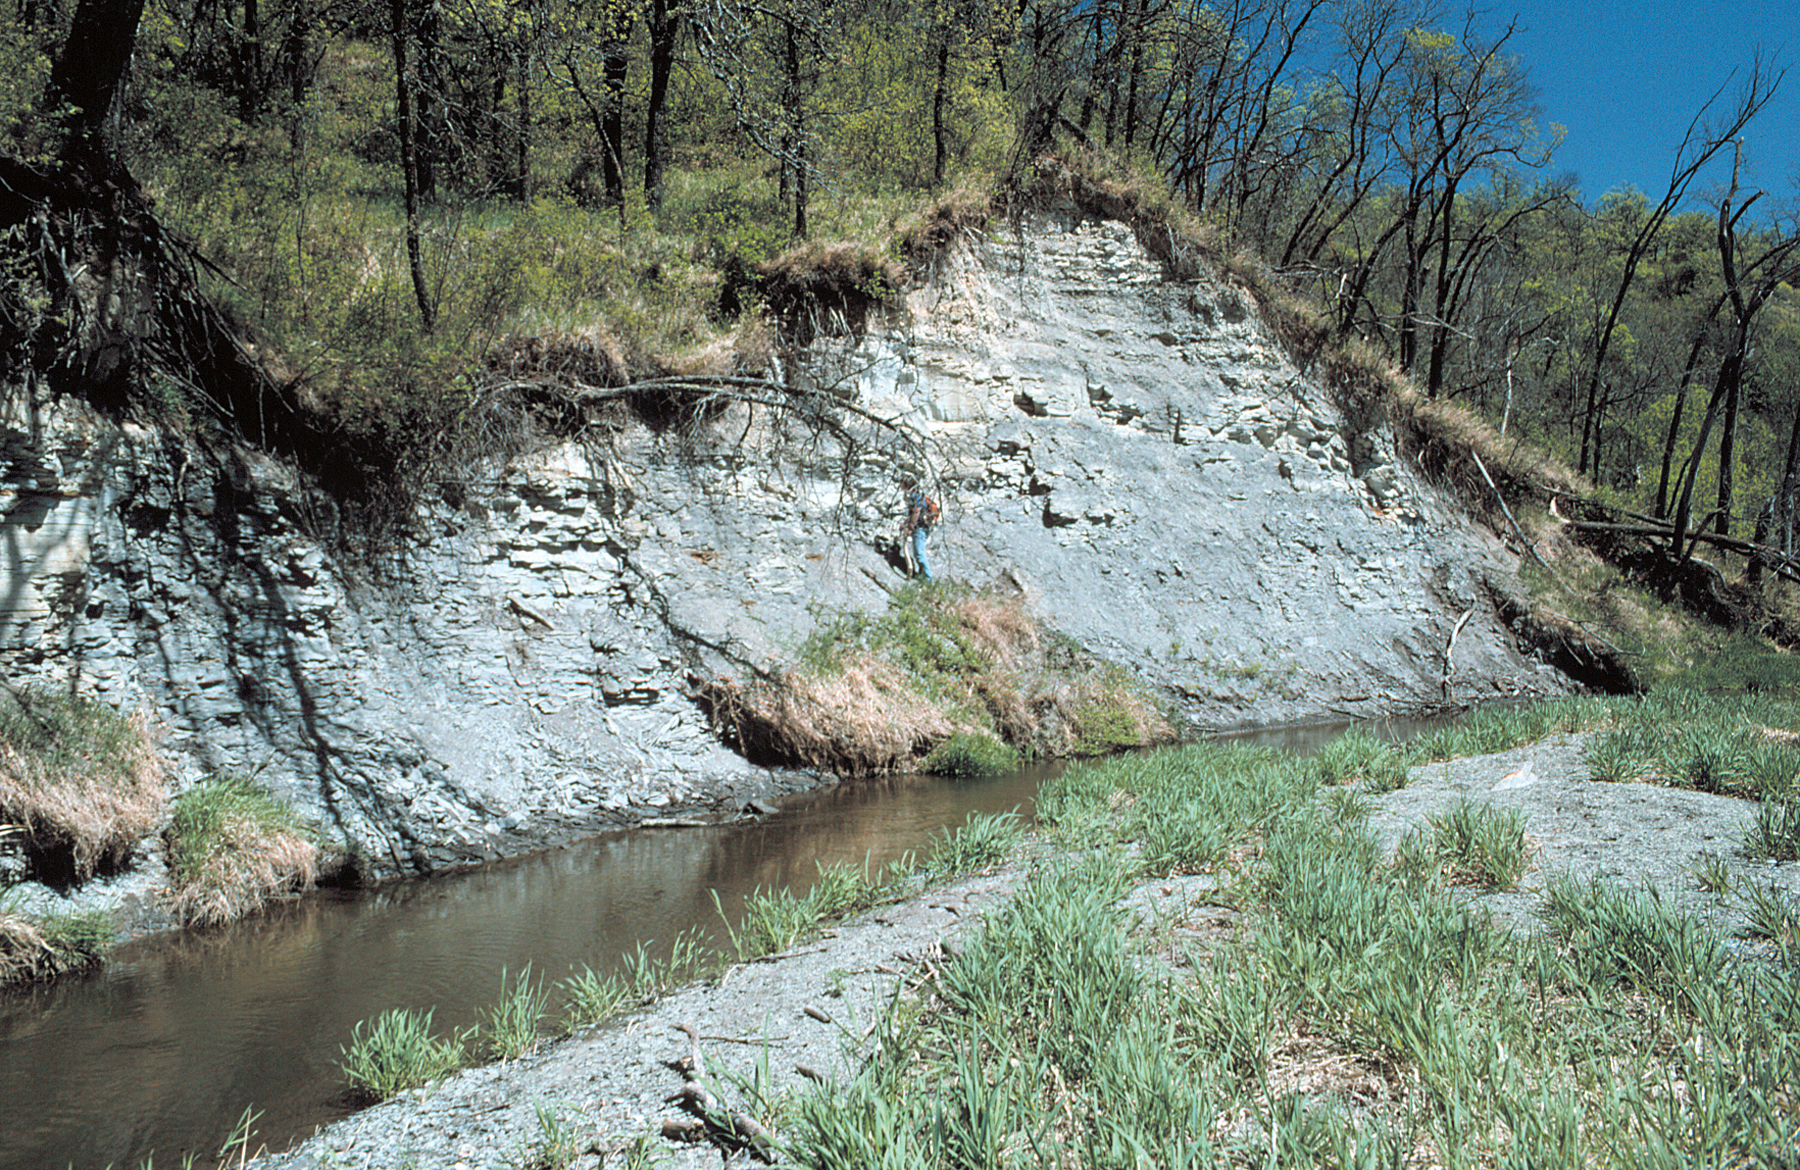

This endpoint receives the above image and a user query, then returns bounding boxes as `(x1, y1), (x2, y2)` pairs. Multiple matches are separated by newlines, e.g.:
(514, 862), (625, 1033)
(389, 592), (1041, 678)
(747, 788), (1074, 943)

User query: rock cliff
(0, 211), (1569, 881)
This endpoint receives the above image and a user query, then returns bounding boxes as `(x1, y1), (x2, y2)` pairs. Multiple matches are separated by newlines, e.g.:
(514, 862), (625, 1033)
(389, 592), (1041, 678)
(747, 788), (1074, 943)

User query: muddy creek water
(0, 719), (1430, 1170)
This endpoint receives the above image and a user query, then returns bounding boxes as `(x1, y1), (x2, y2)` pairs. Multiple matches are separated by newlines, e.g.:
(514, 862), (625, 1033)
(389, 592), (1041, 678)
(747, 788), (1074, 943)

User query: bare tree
(1574, 54), (1783, 476)
(1667, 150), (1800, 558)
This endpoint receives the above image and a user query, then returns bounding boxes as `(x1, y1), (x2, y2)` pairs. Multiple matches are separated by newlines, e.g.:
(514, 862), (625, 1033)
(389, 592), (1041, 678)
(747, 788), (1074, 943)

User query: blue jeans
(911, 526), (934, 580)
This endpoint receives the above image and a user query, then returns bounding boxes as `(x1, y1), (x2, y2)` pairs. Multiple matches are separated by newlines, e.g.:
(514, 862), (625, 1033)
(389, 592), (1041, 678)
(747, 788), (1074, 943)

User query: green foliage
(921, 733), (1021, 779)
(759, 585), (1167, 776)
(921, 809), (1024, 879)
(1404, 697), (1606, 765)
(1737, 881), (1800, 955)
(558, 965), (630, 1031)
(718, 861), (890, 963)
(337, 1008), (470, 1101)
(502, 1100), (586, 1170)
(1537, 874), (1729, 1007)
(1665, 637), (1800, 697)
(797, 719), (1800, 1169)
(1395, 799), (1533, 891)
(1745, 798), (1800, 862)
(485, 965), (550, 1061)
(164, 774), (317, 927)
(616, 928), (713, 1003)
(1, 896), (115, 983)
(0, 688), (144, 776)
(1039, 741), (1314, 876)
(1068, 679), (1154, 757)
(1307, 727), (1408, 791)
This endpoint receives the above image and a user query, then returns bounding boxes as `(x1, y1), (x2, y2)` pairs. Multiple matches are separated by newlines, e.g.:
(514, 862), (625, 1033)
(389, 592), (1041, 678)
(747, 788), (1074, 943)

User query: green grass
(1307, 726), (1407, 791)
(1394, 799), (1534, 891)
(558, 965), (630, 1031)
(1403, 695), (1604, 764)
(718, 860), (896, 963)
(723, 585), (1170, 776)
(784, 711), (1800, 1169)
(920, 810), (1025, 880)
(921, 733), (1021, 779)
(337, 1007), (471, 1101)
(0, 896), (115, 983)
(485, 965), (549, 1061)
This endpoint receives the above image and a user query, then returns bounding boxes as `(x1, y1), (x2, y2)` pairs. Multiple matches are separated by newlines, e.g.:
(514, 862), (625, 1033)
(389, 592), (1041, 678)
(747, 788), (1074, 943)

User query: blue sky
(1478, 1), (1800, 208)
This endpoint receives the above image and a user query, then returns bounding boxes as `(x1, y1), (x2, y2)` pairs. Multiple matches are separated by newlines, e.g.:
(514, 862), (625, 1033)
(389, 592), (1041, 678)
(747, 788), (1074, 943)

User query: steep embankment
(0, 208), (1567, 892)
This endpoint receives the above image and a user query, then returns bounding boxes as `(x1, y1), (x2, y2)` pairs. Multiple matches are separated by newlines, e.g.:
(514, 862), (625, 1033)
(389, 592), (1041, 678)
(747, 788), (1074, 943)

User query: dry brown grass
(0, 904), (113, 983)
(0, 913), (53, 983)
(1001, 147), (1225, 282)
(1396, 389), (1589, 521)
(702, 588), (1172, 775)
(894, 181), (998, 279)
(0, 701), (166, 881)
(702, 654), (967, 775)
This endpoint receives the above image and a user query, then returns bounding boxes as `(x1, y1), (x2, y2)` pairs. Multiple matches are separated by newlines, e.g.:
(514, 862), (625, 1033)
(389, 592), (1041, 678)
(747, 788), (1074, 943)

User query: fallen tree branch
(1559, 520), (1800, 588)
(1470, 451), (1553, 573)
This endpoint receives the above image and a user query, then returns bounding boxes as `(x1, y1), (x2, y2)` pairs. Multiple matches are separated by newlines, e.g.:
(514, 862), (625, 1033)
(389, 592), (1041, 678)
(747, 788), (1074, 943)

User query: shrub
(164, 775), (319, 927)
(921, 733), (1021, 779)
(338, 1007), (470, 1101)
(0, 690), (165, 882)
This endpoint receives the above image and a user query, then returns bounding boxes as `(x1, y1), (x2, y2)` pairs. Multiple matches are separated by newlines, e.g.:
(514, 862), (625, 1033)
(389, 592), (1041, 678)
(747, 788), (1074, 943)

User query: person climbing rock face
(899, 474), (937, 581)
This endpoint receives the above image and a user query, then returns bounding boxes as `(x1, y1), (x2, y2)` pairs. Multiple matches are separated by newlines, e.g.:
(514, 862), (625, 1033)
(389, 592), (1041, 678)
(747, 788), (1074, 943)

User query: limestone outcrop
(0, 212), (1568, 882)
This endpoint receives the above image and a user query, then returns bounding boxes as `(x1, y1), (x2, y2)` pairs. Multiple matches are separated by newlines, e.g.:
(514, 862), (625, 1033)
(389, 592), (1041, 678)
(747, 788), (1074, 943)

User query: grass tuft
(485, 965), (549, 1061)
(338, 1007), (470, 1101)
(719, 860), (891, 963)
(559, 965), (630, 1031)
(704, 585), (1170, 775)
(1395, 799), (1534, 891)
(0, 900), (114, 984)
(164, 775), (319, 927)
(1308, 727), (1407, 792)
(921, 733), (1021, 779)
(0, 691), (166, 882)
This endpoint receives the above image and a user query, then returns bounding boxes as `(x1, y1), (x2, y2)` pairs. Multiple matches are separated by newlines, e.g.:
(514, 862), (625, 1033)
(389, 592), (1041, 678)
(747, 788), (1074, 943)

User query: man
(900, 474), (936, 581)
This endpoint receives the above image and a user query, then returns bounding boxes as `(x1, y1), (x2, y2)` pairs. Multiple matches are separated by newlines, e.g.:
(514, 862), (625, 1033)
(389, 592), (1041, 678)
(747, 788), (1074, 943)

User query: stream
(0, 717), (1437, 1170)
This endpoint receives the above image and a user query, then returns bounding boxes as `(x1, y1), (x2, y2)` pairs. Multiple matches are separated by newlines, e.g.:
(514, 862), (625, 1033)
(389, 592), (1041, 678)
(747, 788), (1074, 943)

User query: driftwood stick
(1442, 608), (1473, 703)
(1470, 451), (1553, 573)
(664, 1023), (777, 1163)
